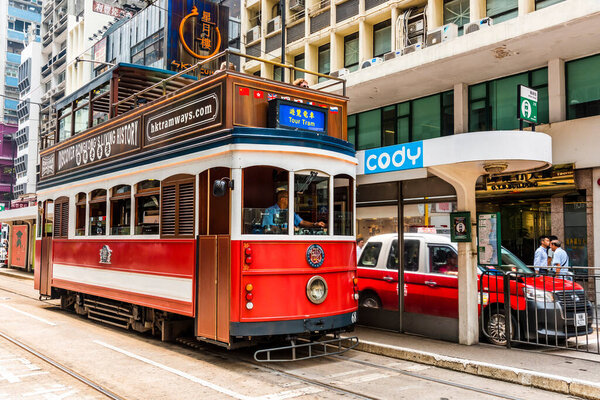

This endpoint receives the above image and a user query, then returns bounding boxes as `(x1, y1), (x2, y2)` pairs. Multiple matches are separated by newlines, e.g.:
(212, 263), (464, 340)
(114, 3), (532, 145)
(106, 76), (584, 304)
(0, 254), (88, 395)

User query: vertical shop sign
(450, 212), (471, 242)
(517, 84), (538, 124)
(10, 225), (28, 268)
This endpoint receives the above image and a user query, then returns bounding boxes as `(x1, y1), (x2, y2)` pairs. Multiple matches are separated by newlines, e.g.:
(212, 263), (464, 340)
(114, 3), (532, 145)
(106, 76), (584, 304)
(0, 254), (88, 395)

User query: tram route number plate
(576, 313), (586, 327)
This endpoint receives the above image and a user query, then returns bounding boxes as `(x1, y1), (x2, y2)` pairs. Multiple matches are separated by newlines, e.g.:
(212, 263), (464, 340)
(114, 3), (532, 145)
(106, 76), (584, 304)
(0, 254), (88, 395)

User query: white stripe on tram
(53, 264), (193, 303)
(0, 304), (57, 326)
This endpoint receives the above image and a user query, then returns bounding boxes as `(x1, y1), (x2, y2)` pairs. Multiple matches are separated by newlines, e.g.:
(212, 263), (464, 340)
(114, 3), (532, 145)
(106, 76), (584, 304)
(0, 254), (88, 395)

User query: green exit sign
(0, 205), (5, 211)
(518, 85), (538, 124)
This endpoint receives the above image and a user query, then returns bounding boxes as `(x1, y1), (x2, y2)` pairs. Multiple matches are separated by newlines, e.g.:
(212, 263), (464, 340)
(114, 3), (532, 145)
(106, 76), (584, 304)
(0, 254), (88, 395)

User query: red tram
(34, 54), (358, 358)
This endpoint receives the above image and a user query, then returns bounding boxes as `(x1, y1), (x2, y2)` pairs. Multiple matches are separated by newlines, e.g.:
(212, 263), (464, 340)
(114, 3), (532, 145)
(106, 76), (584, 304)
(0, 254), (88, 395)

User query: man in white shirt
(533, 236), (550, 273)
(550, 239), (569, 276)
(356, 237), (365, 262)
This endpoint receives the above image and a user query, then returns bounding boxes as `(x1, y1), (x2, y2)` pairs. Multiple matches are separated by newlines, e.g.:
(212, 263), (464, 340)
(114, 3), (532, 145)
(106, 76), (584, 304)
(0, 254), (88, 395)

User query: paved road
(0, 275), (585, 399)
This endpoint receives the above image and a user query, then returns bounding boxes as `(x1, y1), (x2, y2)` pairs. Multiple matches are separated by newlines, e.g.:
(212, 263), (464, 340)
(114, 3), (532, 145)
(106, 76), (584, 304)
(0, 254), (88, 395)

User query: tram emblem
(99, 245), (112, 264)
(306, 244), (325, 268)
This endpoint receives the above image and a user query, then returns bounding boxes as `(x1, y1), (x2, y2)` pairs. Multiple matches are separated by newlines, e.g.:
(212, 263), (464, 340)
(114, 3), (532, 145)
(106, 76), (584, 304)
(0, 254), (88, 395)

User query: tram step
(254, 335), (359, 362)
(88, 310), (130, 329)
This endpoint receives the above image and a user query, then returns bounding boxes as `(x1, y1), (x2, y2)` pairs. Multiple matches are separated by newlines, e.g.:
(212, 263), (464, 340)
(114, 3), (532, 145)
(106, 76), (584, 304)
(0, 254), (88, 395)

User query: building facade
(241, 0), (600, 271)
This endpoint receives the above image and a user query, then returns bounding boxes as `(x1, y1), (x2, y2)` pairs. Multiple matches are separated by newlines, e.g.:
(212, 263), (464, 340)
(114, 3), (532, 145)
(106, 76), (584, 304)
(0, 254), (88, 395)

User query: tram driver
(262, 188), (325, 233)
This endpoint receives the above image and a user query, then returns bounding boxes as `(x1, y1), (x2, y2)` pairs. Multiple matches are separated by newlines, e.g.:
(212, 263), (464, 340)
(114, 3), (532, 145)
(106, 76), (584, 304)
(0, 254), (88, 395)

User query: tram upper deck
(38, 60), (351, 191)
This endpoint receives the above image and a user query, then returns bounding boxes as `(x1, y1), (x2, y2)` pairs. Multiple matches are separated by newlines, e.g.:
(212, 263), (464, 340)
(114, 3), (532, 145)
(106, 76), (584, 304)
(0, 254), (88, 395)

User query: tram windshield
(294, 171), (328, 236)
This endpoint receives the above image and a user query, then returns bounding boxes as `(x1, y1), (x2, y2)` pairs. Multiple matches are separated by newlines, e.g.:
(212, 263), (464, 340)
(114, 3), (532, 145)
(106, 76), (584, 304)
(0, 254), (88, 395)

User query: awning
(0, 206), (37, 223)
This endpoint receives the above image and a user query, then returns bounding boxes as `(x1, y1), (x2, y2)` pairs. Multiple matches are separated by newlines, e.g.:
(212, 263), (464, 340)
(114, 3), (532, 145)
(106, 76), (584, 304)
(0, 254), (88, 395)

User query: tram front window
(242, 166), (289, 235)
(294, 171), (328, 235)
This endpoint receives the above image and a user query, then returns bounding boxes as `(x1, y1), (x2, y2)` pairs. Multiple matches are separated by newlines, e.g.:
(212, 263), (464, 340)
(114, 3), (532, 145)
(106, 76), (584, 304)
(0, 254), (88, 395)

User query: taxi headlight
(306, 276), (328, 304)
(524, 286), (555, 303)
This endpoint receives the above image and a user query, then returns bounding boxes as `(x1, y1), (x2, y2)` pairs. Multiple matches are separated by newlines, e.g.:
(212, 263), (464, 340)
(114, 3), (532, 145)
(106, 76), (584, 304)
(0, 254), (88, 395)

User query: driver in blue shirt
(262, 189), (325, 232)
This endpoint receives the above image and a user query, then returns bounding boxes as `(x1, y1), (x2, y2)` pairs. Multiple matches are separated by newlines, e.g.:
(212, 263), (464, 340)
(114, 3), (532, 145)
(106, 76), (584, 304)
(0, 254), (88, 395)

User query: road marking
(328, 369), (363, 378)
(0, 304), (56, 326)
(343, 372), (391, 383)
(95, 340), (255, 400)
(257, 386), (322, 400)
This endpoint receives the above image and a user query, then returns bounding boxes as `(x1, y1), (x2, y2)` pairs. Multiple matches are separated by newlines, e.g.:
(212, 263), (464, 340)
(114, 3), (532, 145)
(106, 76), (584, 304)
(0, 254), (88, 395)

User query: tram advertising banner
(10, 225), (28, 268)
(144, 83), (222, 147)
(41, 117), (142, 178)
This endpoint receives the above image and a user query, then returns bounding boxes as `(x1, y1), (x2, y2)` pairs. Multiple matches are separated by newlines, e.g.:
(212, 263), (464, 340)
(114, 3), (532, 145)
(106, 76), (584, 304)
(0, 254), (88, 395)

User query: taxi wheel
(359, 292), (382, 309)
(486, 311), (516, 346)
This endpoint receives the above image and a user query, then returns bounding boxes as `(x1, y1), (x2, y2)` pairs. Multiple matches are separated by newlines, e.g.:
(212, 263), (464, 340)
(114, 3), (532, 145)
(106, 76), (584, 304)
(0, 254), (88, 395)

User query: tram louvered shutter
(178, 182), (195, 236)
(161, 185), (176, 236)
(53, 197), (69, 238)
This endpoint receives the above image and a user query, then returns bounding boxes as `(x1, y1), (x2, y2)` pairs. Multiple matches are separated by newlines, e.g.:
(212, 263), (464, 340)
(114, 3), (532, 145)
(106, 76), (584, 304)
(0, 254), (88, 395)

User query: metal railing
(480, 267), (599, 354)
(112, 49), (347, 115)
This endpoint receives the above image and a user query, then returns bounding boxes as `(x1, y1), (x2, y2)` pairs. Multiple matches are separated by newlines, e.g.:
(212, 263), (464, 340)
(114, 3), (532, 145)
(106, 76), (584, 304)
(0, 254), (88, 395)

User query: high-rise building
(0, 0), (42, 126)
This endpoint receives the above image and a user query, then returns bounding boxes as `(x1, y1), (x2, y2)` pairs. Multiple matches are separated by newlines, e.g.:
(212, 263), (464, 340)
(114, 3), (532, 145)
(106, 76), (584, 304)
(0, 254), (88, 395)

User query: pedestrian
(547, 235), (558, 266)
(356, 236), (365, 262)
(533, 235), (550, 274)
(550, 239), (569, 276)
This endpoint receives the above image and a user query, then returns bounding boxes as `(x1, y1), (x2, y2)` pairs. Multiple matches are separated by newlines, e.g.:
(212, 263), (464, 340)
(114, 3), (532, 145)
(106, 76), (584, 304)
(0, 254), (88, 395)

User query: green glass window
(486, 0), (518, 23)
(566, 54), (600, 120)
(412, 95), (441, 141)
(357, 109), (381, 150)
(373, 20), (391, 58)
(443, 0), (469, 35)
(344, 32), (359, 72)
(294, 53), (305, 80)
(347, 114), (356, 146)
(535, 0), (565, 10)
(397, 102), (410, 144)
(318, 44), (330, 83)
(469, 68), (549, 131)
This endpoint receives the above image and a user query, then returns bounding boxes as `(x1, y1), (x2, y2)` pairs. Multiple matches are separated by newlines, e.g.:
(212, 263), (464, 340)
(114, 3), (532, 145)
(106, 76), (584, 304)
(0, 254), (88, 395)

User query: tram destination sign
(268, 99), (327, 133)
(144, 84), (221, 146)
(41, 118), (142, 178)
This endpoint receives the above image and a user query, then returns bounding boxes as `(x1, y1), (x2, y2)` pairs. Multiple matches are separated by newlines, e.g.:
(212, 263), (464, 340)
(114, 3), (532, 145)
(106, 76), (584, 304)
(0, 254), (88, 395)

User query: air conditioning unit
(402, 43), (423, 55)
(289, 0), (305, 11)
(383, 50), (402, 61)
(330, 68), (349, 78)
(464, 17), (493, 35)
(267, 15), (281, 34)
(407, 19), (424, 37)
(360, 57), (383, 69)
(426, 23), (458, 46)
(247, 25), (260, 43)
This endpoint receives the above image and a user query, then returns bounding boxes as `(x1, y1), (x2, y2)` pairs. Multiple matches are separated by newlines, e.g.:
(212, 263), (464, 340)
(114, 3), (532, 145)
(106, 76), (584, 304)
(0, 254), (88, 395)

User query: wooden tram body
(34, 63), (358, 350)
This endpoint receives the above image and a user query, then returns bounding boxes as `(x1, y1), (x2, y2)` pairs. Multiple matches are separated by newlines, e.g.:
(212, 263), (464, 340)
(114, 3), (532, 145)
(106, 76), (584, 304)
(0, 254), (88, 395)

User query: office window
(344, 32), (359, 72)
(318, 44), (330, 83)
(566, 54), (600, 120)
(273, 65), (283, 82)
(535, 0), (565, 10)
(486, 0), (518, 24)
(357, 109), (381, 150)
(347, 114), (356, 146)
(131, 30), (164, 66)
(469, 68), (549, 131)
(443, 0), (469, 35)
(373, 20), (391, 58)
(294, 53), (305, 80)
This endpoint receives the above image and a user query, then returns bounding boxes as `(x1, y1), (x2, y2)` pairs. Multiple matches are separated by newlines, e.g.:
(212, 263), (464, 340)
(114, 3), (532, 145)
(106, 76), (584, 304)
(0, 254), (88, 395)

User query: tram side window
(53, 197), (69, 238)
(89, 189), (107, 236)
(75, 193), (86, 236)
(58, 105), (72, 142)
(110, 185), (131, 235)
(73, 97), (89, 136)
(91, 84), (110, 127)
(334, 175), (353, 236)
(294, 171), (329, 235)
(135, 180), (160, 235)
(242, 166), (289, 235)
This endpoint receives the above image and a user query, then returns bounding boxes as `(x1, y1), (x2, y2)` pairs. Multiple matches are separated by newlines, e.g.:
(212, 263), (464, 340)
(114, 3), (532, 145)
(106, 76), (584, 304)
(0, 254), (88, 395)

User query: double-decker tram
(34, 52), (358, 360)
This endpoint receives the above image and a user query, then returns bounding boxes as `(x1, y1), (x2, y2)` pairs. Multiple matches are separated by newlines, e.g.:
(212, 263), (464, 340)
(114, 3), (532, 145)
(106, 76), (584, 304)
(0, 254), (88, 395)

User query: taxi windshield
(480, 247), (534, 274)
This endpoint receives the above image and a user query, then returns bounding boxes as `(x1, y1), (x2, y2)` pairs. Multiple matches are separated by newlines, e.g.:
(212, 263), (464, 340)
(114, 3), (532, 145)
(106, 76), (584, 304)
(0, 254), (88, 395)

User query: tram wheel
(485, 310), (516, 346)
(359, 292), (382, 309)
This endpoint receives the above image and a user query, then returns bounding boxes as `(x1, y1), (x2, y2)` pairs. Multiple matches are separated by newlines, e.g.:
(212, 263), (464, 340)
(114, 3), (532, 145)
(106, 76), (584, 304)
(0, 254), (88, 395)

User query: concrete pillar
(305, 42), (318, 86)
(518, 0), (535, 16)
(427, 0), (444, 30)
(359, 20), (373, 62)
(453, 83), (469, 134)
(330, 32), (344, 73)
(469, 0), (486, 21)
(429, 165), (480, 345)
(391, 7), (401, 51)
(551, 195), (564, 241)
(548, 58), (566, 123)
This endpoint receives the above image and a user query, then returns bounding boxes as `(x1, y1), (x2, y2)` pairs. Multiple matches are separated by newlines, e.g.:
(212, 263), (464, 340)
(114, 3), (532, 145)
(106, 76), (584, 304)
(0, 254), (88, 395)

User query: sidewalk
(347, 326), (600, 400)
(0, 267), (33, 280)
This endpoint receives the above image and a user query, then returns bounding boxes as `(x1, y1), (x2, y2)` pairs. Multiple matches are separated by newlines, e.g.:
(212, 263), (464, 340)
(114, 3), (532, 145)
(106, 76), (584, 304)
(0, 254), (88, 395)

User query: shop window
(344, 32), (359, 72)
(535, 0), (564, 10)
(75, 192), (86, 236)
(469, 68), (549, 131)
(386, 239), (420, 271)
(160, 175), (195, 238)
(110, 185), (131, 235)
(412, 95), (442, 141)
(443, 0), (469, 35)
(347, 114), (356, 147)
(373, 20), (391, 58)
(382, 105), (396, 147)
(89, 189), (107, 236)
(566, 54), (600, 120)
(564, 193), (588, 268)
(294, 171), (329, 235)
(135, 180), (160, 235)
(53, 197), (69, 238)
(334, 175), (353, 236)
(242, 166), (289, 235)
(318, 44), (330, 83)
(58, 105), (72, 142)
(356, 109), (381, 150)
(294, 53), (305, 80)
(486, 0), (518, 24)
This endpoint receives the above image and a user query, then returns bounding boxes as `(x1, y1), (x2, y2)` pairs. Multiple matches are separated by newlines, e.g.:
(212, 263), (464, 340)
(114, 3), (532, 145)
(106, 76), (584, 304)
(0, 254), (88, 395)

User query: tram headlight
(306, 276), (328, 305)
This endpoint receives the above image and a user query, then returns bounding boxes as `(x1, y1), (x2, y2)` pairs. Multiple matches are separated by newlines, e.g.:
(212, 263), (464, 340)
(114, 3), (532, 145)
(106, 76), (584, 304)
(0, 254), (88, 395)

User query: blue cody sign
(364, 141), (424, 174)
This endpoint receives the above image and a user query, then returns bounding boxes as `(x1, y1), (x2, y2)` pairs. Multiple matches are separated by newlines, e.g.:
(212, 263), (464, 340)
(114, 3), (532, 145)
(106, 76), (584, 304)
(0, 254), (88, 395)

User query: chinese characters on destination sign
(279, 104), (326, 132)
